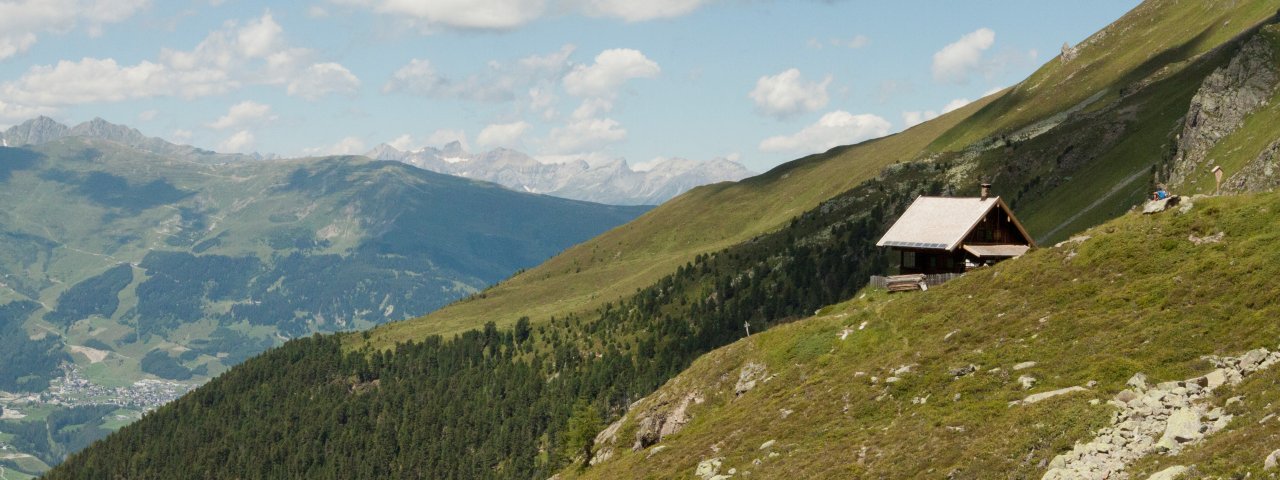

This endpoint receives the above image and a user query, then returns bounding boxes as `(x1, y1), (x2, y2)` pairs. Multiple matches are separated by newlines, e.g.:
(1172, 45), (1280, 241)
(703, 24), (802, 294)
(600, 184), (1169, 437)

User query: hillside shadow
(0, 147), (42, 182)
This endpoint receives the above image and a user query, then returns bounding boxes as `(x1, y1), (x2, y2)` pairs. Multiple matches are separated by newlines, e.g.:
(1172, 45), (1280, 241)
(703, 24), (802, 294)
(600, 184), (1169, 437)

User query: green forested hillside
(46, 157), (945, 479)
(44, 1), (1280, 478)
(0, 134), (645, 473)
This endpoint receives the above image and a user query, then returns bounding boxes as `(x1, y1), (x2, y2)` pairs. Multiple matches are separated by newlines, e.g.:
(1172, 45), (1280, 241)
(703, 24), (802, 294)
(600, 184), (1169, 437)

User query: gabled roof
(876, 196), (1034, 251)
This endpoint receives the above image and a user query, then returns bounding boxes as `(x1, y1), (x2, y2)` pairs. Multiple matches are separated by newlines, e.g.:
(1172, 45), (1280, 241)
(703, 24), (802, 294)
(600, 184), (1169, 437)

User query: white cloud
(333, 0), (710, 30)
(218, 130), (255, 152)
(425, 129), (470, 150)
(304, 136), (366, 156)
(546, 117), (626, 153)
(983, 85), (1007, 97)
(171, 129), (192, 142)
(0, 11), (359, 117)
(288, 62), (360, 100)
(932, 28), (995, 84)
(0, 0), (149, 60)
(384, 45), (574, 102)
(562, 48), (660, 98)
(571, 97), (613, 120)
(759, 110), (891, 154)
(208, 101), (275, 130)
(137, 109), (158, 121)
(0, 99), (55, 124)
(748, 68), (831, 119)
(831, 34), (869, 49)
(477, 121), (531, 148)
(577, 0), (710, 22)
(332, 0), (546, 31)
(387, 133), (417, 151)
(528, 86), (558, 119)
(901, 110), (936, 128)
(901, 97), (973, 128)
(942, 97), (971, 113)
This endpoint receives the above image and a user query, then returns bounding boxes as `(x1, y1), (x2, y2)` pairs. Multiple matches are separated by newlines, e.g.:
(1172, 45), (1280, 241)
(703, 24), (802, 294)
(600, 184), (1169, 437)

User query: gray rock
(1239, 348), (1269, 371)
(1011, 386), (1088, 406)
(1013, 361), (1038, 371)
(1156, 408), (1202, 451)
(1266, 449), (1280, 470)
(1146, 465), (1188, 480)
(696, 457), (724, 480)
(735, 362), (767, 396)
(1127, 373), (1148, 391)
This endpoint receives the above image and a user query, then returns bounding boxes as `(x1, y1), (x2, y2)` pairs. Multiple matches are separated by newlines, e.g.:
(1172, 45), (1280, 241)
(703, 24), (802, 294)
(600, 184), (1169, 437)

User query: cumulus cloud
(137, 109), (158, 121)
(932, 28), (995, 84)
(0, 11), (360, 118)
(562, 48), (660, 98)
(387, 133), (417, 151)
(942, 97), (971, 113)
(288, 62), (360, 100)
(748, 68), (831, 119)
(425, 128), (470, 151)
(902, 97), (973, 128)
(331, 0), (546, 31)
(304, 136), (366, 156)
(218, 130), (255, 152)
(576, 0), (710, 22)
(208, 101), (275, 130)
(477, 121), (531, 148)
(384, 45), (574, 102)
(0, 0), (149, 60)
(0, 99), (55, 125)
(332, 0), (712, 30)
(546, 117), (626, 153)
(759, 110), (891, 154)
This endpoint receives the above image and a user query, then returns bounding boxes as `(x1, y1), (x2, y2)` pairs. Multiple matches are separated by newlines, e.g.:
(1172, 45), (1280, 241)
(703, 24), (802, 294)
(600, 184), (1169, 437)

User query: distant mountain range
(1, 116), (275, 163)
(2, 116), (752, 206)
(0, 119), (647, 471)
(367, 142), (753, 205)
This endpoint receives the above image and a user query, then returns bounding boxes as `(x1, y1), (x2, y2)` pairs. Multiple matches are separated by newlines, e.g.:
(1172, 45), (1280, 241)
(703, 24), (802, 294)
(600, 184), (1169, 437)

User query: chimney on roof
(980, 183), (992, 201)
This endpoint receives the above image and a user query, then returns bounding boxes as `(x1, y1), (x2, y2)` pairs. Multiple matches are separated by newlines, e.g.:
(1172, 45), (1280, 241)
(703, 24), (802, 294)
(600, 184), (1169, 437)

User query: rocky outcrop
(1222, 138), (1280, 192)
(734, 362), (767, 396)
(1166, 32), (1280, 188)
(1042, 347), (1280, 480)
(631, 391), (703, 451)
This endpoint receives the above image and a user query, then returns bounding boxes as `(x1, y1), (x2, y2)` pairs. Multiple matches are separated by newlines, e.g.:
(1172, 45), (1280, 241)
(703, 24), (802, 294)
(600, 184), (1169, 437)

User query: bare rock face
(1166, 32), (1280, 189)
(1224, 139), (1280, 192)
(630, 391), (705, 451)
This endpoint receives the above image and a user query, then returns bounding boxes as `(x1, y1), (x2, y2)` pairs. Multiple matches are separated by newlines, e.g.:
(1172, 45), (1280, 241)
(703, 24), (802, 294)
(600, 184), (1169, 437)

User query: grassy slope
(930, 0), (1280, 154)
(363, 0), (1280, 348)
(991, 1), (1280, 245)
(359, 99), (989, 347)
(568, 191), (1280, 479)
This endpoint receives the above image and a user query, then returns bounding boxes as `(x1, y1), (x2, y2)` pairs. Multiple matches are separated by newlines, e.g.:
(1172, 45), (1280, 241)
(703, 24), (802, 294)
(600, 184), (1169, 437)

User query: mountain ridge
(364, 142), (754, 205)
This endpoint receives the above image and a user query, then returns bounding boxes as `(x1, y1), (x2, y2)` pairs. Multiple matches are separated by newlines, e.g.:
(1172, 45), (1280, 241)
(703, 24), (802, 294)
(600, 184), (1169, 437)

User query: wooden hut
(876, 185), (1034, 275)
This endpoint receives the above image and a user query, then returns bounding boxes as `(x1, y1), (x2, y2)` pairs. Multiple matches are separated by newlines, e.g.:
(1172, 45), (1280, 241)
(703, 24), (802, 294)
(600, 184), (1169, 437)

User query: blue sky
(0, 0), (1140, 172)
